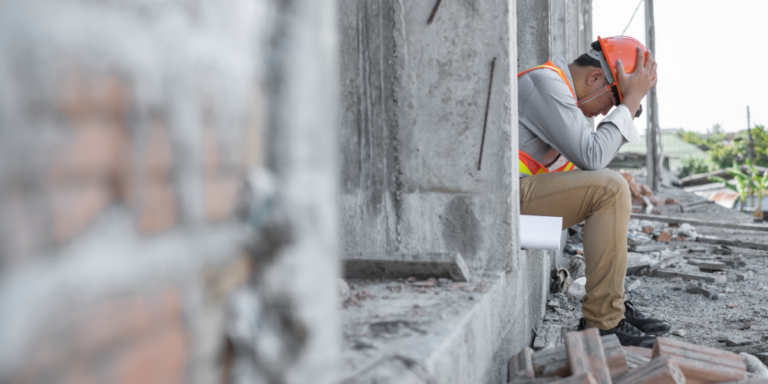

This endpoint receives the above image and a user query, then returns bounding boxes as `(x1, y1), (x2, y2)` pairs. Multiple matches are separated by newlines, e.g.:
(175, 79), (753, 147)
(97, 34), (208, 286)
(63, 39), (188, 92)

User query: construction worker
(518, 36), (669, 347)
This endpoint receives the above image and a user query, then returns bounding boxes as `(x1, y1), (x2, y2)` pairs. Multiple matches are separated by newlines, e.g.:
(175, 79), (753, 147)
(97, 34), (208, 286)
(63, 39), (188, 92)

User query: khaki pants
(520, 169), (630, 330)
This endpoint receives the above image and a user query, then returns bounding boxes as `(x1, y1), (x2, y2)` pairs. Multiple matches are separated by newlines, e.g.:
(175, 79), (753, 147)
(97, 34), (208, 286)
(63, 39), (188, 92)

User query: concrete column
(339, 0), (519, 272)
(517, 0), (551, 72)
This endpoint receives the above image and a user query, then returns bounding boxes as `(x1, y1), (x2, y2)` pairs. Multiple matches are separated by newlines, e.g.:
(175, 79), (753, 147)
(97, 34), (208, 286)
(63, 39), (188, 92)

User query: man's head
(570, 41), (618, 118)
(570, 36), (651, 118)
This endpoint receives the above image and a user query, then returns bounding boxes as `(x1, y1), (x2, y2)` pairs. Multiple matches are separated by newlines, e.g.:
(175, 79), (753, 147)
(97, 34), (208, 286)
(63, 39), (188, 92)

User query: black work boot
(624, 300), (671, 336)
(578, 317), (656, 348)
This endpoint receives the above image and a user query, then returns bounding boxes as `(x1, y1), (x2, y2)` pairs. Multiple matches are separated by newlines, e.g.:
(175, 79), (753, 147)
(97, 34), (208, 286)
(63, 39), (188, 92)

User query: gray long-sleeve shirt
(518, 58), (641, 177)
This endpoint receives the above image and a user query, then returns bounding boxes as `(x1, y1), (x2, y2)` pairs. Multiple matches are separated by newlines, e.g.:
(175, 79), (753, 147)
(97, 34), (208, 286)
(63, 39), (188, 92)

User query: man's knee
(590, 170), (631, 204)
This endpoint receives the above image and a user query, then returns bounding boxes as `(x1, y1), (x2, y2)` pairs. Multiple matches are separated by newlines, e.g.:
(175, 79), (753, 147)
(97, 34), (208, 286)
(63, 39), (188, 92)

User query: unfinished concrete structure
(0, 0), (591, 382)
(338, 0), (591, 383)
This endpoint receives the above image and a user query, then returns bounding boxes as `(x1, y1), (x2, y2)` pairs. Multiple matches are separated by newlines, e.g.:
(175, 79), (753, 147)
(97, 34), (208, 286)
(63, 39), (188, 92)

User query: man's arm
(520, 78), (633, 171)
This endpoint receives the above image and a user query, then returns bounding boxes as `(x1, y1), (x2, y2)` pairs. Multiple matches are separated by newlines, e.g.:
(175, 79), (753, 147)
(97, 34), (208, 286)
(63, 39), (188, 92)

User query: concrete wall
(0, 1), (339, 383)
(339, 0), (519, 273)
(517, 0), (593, 72)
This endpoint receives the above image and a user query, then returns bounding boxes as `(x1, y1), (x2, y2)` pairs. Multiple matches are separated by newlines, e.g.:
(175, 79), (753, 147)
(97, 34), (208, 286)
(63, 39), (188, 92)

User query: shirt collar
(551, 57), (575, 90)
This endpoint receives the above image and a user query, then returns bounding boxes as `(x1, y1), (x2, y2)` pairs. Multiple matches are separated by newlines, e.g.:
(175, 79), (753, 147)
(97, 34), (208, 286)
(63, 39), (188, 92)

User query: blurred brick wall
(0, 1), (267, 383)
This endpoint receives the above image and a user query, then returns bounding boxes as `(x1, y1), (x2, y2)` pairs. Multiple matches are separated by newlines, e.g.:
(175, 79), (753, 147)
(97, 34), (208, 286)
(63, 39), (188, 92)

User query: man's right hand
(616, 46), (658, 118)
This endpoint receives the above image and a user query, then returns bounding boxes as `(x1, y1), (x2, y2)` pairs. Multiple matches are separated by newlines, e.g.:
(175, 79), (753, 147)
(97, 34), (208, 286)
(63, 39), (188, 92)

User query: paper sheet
(520, 215), (563, 250)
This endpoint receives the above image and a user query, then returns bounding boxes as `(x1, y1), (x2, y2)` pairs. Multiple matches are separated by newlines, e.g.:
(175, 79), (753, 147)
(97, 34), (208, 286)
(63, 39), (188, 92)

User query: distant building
(619, 129), (708, 176)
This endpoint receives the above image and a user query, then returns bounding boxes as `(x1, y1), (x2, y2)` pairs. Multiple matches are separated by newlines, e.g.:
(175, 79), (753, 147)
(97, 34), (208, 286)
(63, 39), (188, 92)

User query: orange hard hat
(588, 36), (650, 105)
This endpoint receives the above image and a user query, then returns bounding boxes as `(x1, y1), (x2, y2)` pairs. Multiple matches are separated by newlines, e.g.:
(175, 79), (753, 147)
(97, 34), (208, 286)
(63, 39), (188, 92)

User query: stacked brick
(509, 329), (752, 384)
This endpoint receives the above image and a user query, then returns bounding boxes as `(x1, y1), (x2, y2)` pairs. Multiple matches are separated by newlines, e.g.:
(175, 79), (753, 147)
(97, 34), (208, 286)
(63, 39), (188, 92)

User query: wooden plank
(653, 269), (726, 284)
(723, 343), (768, 354)
(695, 236), (768, 251)
(630, 213), (768, 233)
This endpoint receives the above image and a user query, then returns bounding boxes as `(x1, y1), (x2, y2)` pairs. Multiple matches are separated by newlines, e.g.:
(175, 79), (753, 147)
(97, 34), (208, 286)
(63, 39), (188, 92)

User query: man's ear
(587, 67), (604, 86)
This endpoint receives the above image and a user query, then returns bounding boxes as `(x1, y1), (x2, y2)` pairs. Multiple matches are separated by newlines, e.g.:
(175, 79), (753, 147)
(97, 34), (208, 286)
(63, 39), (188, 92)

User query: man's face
(579, 80), (617, 118)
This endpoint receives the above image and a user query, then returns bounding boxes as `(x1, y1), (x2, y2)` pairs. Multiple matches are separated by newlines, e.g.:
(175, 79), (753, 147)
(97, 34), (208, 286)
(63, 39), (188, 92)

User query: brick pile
(508, 328), (759, 384)
(621, 173), (679, 213)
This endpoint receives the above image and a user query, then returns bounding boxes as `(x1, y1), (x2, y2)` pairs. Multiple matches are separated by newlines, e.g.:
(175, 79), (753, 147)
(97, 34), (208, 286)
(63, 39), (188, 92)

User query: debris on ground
(535, 173), (768, 378)
(509, 328), (754, 384)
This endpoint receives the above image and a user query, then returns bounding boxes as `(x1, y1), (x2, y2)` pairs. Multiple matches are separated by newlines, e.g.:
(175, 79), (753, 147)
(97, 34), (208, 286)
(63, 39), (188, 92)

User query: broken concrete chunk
(696, 260), (726, 272)
(739, 352), (768, 378)
(633, 244), (668, 253)
(654, 269), (727, 284)
(725, 337), (757, 348)
(737, 271), (754, 281)
(338, 278), (350, 296)
(534, 324), (563, 351)
(686, 281), (719, 300)
(342, 252), (470, 282)
(625, 279), (642, 293)
(671, 329), (686, 337)
(626, 253), (654, 275)
(548, 299), (561, 309)
(755, 352), (768, 365)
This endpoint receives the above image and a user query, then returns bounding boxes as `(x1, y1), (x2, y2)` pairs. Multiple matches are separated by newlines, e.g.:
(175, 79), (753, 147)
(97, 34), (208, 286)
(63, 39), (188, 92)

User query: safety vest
(517, 61), (577, 177)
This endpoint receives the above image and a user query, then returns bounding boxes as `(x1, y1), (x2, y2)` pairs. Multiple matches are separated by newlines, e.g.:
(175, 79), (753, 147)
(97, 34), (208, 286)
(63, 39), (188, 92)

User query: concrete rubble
(532, 172), (768, 382)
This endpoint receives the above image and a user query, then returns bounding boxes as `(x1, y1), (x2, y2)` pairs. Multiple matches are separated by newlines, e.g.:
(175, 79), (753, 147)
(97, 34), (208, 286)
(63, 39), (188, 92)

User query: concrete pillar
(339, 0), (519, 272)
(517, 0), (592, 72)
(517, 0), (551, 72)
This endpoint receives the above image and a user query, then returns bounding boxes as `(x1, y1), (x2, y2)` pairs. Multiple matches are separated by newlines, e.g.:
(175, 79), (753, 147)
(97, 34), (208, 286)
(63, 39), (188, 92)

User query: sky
(592, 0), (768, 133)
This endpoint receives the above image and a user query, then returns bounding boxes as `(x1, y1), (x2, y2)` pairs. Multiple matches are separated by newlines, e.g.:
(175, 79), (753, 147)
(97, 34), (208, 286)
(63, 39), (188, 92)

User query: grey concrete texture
(517, 0), (593, 72)
(340, 264), (548, 384)
(343, 251), (470, 282)
(339, 0), (520, 272)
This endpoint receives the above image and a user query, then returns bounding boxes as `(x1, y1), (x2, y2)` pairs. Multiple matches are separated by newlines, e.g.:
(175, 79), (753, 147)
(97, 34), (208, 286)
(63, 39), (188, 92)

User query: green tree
(709, 162), (754, 212)
(747, 159), (768, 219)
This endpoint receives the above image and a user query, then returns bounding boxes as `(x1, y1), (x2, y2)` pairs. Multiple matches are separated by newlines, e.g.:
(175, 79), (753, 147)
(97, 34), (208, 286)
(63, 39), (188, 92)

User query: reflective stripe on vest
(517, 61), (576, 176)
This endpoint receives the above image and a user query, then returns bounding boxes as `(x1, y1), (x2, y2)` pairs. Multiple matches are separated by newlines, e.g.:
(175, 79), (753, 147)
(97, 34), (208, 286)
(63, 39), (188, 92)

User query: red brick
(204, 174), (240, 222)
(57, 72), (130, 122)
(601, 334), (629, 378)
(76, 295), (149, 354)
(652, 337), (746, 383)
(108, 324), (187, 384)
(49, 183), (112, 243)
(624, 346), (653, 359)
(552, 373), (597, 384)
(565, 329), (611, 384)
(509, 347), (535, 381)
(136, 122), (173, 177)
(532, 345), (570, 377)
(48, 120), (126, 183)
(125, 178), (177, 234)
(614, 355), (684, 384)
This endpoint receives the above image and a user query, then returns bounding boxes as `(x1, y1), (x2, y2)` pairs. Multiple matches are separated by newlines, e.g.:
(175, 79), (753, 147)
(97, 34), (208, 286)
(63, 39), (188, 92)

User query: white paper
(520, 215), (563, 250)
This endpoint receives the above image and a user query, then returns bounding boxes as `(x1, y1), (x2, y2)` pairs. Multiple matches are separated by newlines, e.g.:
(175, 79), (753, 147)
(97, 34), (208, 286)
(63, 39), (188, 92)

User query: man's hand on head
(616, 46), (658, 118)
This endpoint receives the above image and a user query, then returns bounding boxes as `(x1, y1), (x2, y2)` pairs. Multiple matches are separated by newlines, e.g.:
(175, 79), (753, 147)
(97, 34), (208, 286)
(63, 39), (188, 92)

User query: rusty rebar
(427, 0), (443, 25)
(477, 57), (496, 171)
